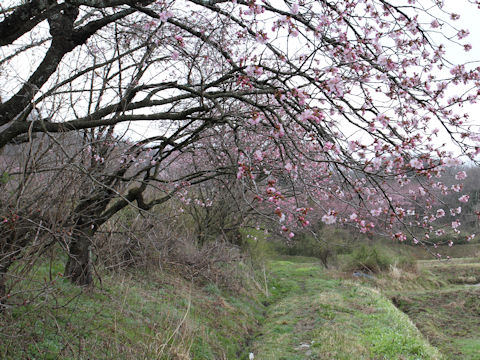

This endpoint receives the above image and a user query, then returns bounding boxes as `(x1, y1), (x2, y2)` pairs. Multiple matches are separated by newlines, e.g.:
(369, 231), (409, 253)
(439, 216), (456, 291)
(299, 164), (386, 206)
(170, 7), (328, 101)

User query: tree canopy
(1, 0), (479, 286)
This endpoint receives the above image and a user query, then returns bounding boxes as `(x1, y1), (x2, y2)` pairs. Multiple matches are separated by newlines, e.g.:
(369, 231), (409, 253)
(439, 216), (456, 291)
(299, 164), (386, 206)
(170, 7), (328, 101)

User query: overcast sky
(2, 1), (480, 153)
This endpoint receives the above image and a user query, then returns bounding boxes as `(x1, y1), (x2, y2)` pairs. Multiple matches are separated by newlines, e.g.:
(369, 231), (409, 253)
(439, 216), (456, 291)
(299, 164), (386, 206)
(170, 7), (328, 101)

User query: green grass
(392, 286), (480, 360)
(419, 258), (480, 285)
(0, 260), (265, 359)
(250, 258), (441, 359)
(3, 237), (479, 359)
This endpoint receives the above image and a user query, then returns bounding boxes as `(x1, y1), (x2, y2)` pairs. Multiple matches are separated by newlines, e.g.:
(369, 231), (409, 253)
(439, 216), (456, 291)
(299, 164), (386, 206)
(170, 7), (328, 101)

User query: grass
(3, 236), (479, 359)
(0, 259), (265, 359)
(385, 257), (480, 360)
(250, 257), (441, 359)
(392, 286), (480, 360)
(418, 258), (480, 285)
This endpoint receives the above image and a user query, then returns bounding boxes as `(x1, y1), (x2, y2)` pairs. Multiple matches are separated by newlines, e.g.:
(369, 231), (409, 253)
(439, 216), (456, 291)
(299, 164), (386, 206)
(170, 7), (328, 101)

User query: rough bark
(64, 227), (93, 286)
(0, 267), (8, 311)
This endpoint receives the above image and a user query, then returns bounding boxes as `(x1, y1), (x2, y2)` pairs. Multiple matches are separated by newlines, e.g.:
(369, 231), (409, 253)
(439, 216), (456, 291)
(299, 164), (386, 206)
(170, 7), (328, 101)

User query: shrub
(276, 227), (360, 267)
(343, 245), (394, 273)
(283, 234), (334, 267)
(241, 228), (278, 267)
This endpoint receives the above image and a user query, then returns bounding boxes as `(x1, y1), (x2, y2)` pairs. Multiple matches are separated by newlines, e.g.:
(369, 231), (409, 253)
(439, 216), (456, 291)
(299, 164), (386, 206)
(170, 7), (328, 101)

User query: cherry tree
(1, 0), (479, 288)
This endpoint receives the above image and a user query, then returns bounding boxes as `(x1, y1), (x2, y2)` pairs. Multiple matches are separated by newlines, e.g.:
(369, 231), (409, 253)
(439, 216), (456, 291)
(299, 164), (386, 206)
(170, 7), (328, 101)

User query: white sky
(2, 0), (480, 151)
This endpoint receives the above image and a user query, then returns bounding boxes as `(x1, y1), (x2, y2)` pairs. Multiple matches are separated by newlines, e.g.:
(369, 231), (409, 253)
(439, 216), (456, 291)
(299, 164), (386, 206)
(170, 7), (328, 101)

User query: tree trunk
(0, 267), (7, 312)
(64, 229), (93, 286)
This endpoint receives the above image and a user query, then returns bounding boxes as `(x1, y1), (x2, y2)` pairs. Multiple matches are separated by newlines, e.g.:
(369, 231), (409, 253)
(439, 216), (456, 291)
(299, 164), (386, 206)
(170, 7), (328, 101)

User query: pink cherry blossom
(455, 171), (467, 180)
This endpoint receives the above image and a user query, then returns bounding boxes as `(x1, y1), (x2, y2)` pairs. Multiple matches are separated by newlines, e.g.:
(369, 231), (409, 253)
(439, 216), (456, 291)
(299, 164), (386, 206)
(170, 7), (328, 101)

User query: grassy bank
(0, 259), (265, 359)
(250, 258), (441, 360)
(2, 236), (479, 359)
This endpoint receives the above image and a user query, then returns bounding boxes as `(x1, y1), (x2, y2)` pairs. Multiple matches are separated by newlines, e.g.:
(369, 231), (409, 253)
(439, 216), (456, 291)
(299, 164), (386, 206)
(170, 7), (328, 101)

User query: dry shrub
(388, 264), (417, 281)
(94, 205), (247, 292)
(167, 239), (244, 290)
(95, 204), (183, 271)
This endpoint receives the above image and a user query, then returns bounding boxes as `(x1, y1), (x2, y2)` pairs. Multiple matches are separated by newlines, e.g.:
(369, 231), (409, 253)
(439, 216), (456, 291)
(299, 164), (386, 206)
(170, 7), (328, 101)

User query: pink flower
(450, 13), (460, 21)
(370, 207), (382, 217)
(299, 109), (313, 122)
(455, 171), (467, 180)
(436, 209), (445, 218)
(409, 158), (423, 169)
(237, 167), (244, 179)
(322, 214), (336, 224)
(323, 142), (334, 151)
(322, 211), (337, 225)
(450, 207), (461, 216)
(451, 184), (462, 192)
(443, 157), (461, 167)
(394, 232), (407, 242)
(174, 35), (184, 46)
(459, 195), (469, 203)
(159, 11), (173, 22)
(249, 113), (261, 125)
(288, 232), (295, 238)
(245, 66), (255, 77)
(245, 65), (263, 77)
(254, 150), (263, 161)
(457, 29), (469, 40)
(255, 31), (268, 44)
(291, 3), (299, 15)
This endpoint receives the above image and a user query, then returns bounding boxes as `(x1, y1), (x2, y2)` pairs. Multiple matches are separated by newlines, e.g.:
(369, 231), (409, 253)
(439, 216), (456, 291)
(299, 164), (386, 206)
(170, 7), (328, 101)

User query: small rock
(294, 343), (311, 350)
